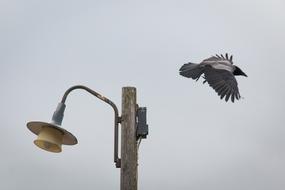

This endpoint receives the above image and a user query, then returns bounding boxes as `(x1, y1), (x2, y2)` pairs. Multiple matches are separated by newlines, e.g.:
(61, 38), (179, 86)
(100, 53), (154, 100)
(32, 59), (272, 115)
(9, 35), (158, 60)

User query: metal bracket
(117, 116), (122, 123)
(115, 158), (121, 168)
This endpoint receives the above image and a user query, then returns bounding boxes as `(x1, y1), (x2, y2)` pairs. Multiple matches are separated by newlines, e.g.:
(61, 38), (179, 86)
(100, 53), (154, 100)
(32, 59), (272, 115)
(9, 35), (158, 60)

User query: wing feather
(204, 67), (240, 102)
(220, 86), (230, 100)
(231, 92), (235, 103)
(225, 88), (232, 102)
(202, 54), (234, 65)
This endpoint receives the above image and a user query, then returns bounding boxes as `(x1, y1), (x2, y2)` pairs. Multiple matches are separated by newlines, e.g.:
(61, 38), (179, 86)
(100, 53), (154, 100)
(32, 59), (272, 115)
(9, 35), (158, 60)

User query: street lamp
(27, 85), (122, 167)
(26, 85), (148, 190)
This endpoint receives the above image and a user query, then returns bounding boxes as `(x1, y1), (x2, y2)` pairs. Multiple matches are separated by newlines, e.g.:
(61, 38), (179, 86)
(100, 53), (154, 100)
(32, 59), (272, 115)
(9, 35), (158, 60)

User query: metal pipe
(61, 85), (121, 168)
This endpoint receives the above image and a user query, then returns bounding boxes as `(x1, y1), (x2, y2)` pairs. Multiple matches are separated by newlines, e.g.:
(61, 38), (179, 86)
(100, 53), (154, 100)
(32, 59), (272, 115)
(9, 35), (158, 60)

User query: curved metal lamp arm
(61, 85), (121, 168)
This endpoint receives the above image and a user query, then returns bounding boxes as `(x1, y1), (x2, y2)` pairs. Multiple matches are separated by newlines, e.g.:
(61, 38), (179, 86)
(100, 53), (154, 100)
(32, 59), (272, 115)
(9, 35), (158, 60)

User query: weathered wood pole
(121, 87), (138, 190)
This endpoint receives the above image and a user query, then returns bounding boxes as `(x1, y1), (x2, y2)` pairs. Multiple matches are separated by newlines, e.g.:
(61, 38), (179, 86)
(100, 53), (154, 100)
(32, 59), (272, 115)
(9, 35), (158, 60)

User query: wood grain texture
(120, 87), (137, 190)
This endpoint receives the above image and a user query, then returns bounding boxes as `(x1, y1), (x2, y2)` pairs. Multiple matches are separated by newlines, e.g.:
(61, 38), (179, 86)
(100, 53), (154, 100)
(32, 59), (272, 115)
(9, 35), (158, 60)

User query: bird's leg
(202, 76), (207, 84)
(195, 73), (203, 81)
(195, 76), (200, 81)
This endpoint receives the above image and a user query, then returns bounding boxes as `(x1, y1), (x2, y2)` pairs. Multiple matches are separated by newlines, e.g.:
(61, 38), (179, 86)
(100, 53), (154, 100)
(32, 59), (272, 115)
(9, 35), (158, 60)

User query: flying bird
(179, 53), (247, 102)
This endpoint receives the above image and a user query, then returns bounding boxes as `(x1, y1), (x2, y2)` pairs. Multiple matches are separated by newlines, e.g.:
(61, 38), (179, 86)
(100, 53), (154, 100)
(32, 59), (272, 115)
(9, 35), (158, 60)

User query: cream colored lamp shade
(27, 121), (77, 153)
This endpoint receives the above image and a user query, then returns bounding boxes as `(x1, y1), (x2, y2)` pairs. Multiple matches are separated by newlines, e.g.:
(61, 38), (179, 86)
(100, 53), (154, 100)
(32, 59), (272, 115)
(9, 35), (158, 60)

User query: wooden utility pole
(121, 87), (138, 190)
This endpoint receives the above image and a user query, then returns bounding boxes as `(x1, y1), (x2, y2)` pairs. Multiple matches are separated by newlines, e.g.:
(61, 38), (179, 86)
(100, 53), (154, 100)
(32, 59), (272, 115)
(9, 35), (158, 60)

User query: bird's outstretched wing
(204, 67), (240, 102)
(202, 53), (233, 65)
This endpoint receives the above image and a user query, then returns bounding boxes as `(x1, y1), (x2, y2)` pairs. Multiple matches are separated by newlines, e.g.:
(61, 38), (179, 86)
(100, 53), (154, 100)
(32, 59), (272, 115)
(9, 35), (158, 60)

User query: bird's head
(233, 66), (247, 77)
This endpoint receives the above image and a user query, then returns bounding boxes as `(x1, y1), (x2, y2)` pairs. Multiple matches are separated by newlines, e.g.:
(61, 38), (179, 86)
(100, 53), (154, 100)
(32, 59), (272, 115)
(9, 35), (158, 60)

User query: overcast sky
(1, 0), (285, 190)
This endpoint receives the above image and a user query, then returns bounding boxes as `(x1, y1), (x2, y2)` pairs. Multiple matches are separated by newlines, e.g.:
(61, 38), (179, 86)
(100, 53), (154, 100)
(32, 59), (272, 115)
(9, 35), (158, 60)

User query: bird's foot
(202, 76), (207, 84)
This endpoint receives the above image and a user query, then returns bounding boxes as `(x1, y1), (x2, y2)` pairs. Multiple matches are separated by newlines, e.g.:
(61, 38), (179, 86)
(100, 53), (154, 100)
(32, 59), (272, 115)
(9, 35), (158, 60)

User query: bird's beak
(242, 72), (248, 77)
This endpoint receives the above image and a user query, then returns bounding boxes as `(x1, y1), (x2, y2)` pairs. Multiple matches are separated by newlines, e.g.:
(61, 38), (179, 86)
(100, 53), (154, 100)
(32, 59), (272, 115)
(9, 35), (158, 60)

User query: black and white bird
(179, 53), (247, 102)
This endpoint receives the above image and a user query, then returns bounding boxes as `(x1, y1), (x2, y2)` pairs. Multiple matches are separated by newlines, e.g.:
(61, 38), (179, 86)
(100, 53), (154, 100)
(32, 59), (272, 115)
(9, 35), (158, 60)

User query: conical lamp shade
(34, 126), (63, 153)
(27, 121), (77, 153)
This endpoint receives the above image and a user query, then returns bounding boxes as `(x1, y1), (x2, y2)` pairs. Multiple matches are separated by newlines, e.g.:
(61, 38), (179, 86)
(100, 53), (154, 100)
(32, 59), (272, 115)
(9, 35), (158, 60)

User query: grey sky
(1, 0), (285, 190)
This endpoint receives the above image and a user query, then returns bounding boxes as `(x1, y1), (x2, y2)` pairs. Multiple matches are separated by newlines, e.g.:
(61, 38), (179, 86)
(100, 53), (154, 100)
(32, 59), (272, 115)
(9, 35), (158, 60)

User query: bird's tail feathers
(179, 62), (204, 80)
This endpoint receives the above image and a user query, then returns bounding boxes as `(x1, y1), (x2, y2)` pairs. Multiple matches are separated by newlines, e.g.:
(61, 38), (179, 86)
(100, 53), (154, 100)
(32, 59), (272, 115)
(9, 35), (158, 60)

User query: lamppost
(26, 85), (148, 190)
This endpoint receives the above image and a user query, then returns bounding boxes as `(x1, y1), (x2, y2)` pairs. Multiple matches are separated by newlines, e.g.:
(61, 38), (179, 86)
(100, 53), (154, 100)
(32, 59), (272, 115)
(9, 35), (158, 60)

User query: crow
(179, 53), (247, 102)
